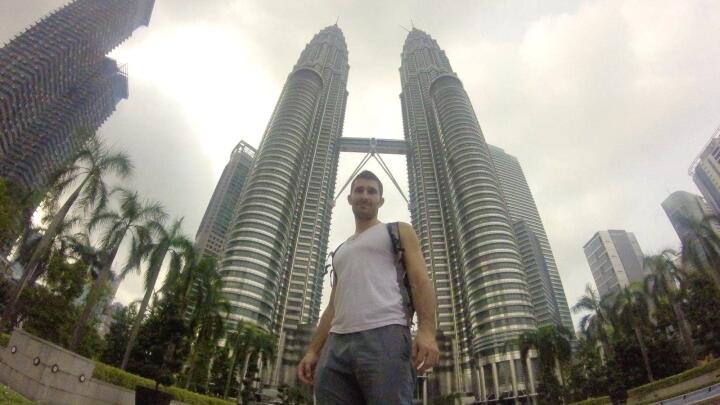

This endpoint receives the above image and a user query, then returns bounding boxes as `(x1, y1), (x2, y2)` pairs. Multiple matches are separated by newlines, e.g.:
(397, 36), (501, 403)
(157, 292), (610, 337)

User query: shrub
(568, 397), (610, 405)
(0, 333), (9, 348)
(92, 362), (233, 405)
(628, 358), (720, 399)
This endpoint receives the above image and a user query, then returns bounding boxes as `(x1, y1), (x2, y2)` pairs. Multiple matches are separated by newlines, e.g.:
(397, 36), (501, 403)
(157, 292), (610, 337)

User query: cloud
(4, 0), (720, 329)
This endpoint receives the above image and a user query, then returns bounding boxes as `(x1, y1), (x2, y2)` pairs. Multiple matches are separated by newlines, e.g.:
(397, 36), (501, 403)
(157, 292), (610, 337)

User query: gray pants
(314, 324), (415, 405)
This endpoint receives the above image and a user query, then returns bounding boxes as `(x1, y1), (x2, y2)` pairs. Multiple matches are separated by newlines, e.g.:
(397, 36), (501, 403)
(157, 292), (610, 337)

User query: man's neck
(354, 218), (381, 235)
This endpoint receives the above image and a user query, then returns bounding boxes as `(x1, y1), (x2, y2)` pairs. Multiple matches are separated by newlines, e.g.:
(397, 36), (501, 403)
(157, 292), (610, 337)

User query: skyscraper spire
(400, 27), (536, 398)
(219, 25), (349, 386)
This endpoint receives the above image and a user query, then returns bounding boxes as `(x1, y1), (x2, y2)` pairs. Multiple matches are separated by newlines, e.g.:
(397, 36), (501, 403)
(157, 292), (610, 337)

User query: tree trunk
(120, 251), (166, 370)
(184, 339), (201, 389)
(633, 325), (654, 382)
(1, 179), (86, 330)
(238, 349), (254, 404)
(672, 301), (697, 364)
(69, 241), (120, 351)
(223, 341), (241, 400)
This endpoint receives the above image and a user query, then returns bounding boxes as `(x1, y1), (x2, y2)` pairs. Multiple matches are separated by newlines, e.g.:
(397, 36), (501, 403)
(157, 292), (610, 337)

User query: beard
(352, 204), (378, 220)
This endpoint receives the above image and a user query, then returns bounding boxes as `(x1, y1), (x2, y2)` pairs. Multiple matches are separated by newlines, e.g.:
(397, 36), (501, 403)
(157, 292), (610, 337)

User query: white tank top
(329, 222), (408, 334)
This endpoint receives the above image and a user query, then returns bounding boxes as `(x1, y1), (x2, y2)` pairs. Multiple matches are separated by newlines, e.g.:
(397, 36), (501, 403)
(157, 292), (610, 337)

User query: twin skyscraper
(211, 25), (573, 401)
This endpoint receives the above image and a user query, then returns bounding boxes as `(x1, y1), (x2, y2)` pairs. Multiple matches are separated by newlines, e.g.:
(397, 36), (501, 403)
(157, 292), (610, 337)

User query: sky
(2, 0), (720, 328)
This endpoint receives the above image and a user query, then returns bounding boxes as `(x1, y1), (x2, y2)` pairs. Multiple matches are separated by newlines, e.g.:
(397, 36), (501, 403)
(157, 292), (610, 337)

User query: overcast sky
(3, 0), (720, 328)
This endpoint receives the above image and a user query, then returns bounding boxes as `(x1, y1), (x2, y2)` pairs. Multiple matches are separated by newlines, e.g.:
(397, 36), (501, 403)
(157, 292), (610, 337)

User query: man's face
(348, 178), (384, 220)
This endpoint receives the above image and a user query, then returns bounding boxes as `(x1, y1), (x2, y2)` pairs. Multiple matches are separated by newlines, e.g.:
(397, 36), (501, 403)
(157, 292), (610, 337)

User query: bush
(569, 397), (610, 405)
(628, 358), (720, 399)
(0, 333), (9, 348)
(92, 362), (233, 405)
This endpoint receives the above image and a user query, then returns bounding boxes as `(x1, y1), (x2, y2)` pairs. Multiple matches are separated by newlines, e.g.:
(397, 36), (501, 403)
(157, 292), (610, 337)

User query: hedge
(0, 333), (9, 348)
(569, 397), (610, 405)
(628, 358), (720, 400)
(92, 362), (234, 405)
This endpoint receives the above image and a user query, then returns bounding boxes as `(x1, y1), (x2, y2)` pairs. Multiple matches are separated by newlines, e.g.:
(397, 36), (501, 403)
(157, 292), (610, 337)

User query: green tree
(678, 213), (720, 288)
(566, 336), (608, 402)
(684, 270), (720, 357)
(518, 325), (572, 404)
(0, 177), (26, 250)
(613, 284), (654, 382)
(120, 217), (192, 370)
(101, 302), (139, 367)
(644, 250), (696, 364)
(183, 260), (229, 391)
(69, 188), (165, 350)
(128, 295), (190, 389)
(572, 284), (615, 360)
(14, 253), (104, 358)
(1, 137), (132, 330)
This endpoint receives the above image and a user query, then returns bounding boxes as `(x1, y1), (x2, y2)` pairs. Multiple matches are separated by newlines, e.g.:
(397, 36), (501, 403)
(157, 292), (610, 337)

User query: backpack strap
(387, 222), (415, 326)
(327, 242), (343, 288)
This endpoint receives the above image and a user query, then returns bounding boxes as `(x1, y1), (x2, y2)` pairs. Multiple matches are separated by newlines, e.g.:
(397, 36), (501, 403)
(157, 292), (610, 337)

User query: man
(297, 170), (439, 404)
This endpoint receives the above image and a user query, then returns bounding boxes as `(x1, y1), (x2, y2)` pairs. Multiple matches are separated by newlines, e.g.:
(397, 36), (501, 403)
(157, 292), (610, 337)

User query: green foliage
(569, 397), (610, 405)
(684, 271), (720, 357)
(11, 255), (103, 358)
(0, 333), (9, 347)
(207, 346), (232, 397)
(627, 358), (720, 399)
(126, 296), (190, 388)
(100, 304), (137, 367)
(0, 383), (36, 405)
(518, 324), (572, 403)
(44, 253), (89, 302)
(566, 338), (607, 402)
(0, 177), (32, 249)
(93, 362), (233, 405)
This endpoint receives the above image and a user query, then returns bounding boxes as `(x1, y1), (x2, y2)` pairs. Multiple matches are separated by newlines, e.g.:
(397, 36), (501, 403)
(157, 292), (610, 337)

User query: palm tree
(120, 217), (192, 370)
(183, 261), (229, 389)
(223, 320), (250, 400)
(678, 214), (720, 289)
(613, 284), (654, 382)
(1, 137), (132, 330)
(68, 188), (166, 350)
(162, 250), (211, 316)
(518, 325), (572, 400)
(237, 325), (276, 399)
(644, 250), (696, 364)
(572, 284), (615, 360)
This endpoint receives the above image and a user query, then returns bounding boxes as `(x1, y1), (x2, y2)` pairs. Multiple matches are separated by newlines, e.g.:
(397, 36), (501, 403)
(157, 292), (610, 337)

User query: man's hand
(412, 330), (439, 373)
(297, 350), (320, 385)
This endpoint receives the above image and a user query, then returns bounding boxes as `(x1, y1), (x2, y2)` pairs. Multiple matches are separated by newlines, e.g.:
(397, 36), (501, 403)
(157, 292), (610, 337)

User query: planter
(135, 385), (172, 405)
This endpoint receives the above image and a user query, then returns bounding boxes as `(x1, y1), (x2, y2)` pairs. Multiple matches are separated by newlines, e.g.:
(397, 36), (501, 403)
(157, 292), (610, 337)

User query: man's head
(348, 170), (384, 220)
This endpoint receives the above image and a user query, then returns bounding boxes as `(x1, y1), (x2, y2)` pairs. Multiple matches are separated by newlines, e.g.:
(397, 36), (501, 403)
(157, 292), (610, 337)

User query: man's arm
(399, 222), (439, 372)
(297, 288), (335, 384)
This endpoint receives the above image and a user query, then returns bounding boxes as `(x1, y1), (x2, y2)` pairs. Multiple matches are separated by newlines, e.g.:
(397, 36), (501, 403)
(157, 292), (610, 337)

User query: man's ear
(379, 196), (385, 207)
(347, 194), (352, 205)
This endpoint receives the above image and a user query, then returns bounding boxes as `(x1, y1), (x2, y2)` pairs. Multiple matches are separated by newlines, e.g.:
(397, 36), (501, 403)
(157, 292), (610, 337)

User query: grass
(0, 384), (36, 405)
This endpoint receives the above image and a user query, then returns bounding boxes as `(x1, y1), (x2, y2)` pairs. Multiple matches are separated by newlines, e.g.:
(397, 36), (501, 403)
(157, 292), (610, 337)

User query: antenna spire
(335, 16), (339, 25)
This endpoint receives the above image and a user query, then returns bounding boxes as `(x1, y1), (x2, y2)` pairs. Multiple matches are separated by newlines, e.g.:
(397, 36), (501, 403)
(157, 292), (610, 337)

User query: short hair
(350, 170), (383, 196)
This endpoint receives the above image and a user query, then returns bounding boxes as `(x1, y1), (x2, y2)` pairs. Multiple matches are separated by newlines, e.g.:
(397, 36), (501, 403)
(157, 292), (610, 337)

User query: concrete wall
(0, 329), (136, 404)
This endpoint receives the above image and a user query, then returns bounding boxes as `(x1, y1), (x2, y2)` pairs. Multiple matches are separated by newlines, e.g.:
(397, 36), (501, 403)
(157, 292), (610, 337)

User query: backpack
(326, 222), (415, 326)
